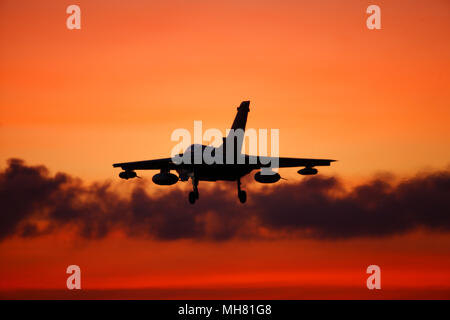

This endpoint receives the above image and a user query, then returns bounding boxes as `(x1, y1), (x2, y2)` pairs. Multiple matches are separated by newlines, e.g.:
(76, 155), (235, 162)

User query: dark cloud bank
(1, 158), (450, 242)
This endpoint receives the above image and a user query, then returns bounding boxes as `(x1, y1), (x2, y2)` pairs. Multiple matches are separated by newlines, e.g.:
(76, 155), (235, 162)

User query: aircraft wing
(277, 157), (336, 168)
(112, 157), (178, 171)
(245, 155), (336, 169)
(113, 155), (336, 171)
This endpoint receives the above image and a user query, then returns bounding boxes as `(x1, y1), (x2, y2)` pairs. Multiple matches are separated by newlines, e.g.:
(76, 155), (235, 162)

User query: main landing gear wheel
(237, 178), (247, 204)
(238, 190), (247, 204)
(189, 191), (196, 204)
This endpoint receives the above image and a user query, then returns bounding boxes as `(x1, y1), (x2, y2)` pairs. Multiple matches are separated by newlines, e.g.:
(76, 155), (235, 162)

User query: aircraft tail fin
(230, 100), (250, 132)
(218, 101), (250, 156)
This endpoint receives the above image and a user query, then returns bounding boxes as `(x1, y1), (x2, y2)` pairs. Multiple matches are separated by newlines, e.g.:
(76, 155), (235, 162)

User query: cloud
(1, 158), (449, 242)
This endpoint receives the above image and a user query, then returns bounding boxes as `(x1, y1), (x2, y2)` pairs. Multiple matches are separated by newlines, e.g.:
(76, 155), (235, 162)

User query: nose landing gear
(188, 177), (199, 204)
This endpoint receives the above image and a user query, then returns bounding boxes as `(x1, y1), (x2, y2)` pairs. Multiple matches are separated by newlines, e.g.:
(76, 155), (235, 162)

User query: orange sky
(1, 0), (450, 299)
(2, 231), (450, 299)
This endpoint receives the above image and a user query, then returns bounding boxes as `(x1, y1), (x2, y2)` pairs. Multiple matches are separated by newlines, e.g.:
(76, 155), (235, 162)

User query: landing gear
(237, 178), (247, 204)
(188, 191), (196, 204)
(238, 190), (247, 203)
(188, 177), (199, 204)
(187, 177), (247, 204)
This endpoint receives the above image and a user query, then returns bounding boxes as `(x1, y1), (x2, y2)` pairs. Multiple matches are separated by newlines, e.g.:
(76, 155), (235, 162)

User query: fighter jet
(113, 101), (336, 204)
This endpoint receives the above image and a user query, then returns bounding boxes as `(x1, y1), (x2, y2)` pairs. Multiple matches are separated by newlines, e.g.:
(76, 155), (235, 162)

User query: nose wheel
(188, 177), (199, 204)
(237, 178), (247, 203)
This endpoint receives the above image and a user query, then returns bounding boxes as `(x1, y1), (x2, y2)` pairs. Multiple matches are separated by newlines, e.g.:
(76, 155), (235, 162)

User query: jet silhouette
(113, 101), (336, 204)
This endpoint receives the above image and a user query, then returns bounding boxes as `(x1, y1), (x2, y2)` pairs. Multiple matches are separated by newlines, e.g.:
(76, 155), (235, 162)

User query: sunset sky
(1, 0), (450, 299)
